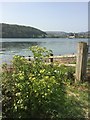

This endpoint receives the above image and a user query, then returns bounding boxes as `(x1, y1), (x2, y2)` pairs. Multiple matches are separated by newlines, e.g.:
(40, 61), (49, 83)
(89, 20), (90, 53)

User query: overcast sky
(1, 2), (88, 32)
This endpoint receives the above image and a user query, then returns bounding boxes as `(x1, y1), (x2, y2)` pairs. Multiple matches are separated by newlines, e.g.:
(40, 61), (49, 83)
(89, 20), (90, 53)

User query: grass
(64, 81), (90, 119)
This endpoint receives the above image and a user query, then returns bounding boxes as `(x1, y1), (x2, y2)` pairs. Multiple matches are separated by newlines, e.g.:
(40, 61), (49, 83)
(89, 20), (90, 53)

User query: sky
(0, 2), (88, 32)
(0, 0), (89, 2)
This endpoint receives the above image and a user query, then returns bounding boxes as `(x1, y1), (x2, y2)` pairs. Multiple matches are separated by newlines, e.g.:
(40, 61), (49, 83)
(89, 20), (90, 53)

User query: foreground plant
(1, 46), (89, 119)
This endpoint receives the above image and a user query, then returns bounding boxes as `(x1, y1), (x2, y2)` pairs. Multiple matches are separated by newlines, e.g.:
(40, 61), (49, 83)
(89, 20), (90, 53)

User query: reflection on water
(2, 42), (41, 49)
(0, 38), (88, 64)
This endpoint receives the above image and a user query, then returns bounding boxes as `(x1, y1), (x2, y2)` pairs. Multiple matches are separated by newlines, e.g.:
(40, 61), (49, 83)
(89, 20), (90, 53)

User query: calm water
(0, 38), (88, 64)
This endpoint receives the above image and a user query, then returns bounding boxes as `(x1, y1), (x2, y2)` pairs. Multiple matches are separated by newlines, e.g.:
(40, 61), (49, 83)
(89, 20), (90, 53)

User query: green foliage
(1, 23), (46, 38)
(1, 46), (89, 119)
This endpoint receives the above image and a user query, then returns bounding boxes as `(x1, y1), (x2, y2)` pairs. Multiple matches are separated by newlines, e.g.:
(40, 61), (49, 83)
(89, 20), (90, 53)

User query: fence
(49, 42), (89, 82)
(75, 42), (89, 82)
(6, 42), (89, 82)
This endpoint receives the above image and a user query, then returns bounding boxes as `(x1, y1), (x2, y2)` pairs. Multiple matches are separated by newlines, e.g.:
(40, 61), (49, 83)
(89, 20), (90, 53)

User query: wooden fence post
(76, 42), (88, 82)
(50, 53), (53, 63)
(28, 56), (31, 61)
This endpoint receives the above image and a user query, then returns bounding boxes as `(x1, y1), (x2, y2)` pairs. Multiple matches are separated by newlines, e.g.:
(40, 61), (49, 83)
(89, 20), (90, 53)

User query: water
(0, 38), (88, 64)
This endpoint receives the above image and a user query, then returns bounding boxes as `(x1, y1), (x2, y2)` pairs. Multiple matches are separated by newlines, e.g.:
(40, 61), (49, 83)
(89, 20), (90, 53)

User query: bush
(2, 46), (88, 119)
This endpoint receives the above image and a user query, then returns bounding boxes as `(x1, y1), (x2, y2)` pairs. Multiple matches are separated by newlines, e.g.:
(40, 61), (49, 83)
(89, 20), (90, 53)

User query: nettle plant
(2, 46), (75, 119)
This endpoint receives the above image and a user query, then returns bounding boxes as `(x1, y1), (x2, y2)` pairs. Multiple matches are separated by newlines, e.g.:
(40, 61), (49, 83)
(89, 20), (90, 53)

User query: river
(0, 38), (88, 64)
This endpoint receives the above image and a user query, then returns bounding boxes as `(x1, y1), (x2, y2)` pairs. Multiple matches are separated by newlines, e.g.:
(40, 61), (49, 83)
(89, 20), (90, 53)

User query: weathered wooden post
(50, 53), (53, 63)
(76, 42), (88, 82)
(28, 56), (31, 61)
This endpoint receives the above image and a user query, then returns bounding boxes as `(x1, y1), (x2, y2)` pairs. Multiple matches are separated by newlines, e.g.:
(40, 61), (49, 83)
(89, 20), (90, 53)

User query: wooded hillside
(0, 23), (47, 38)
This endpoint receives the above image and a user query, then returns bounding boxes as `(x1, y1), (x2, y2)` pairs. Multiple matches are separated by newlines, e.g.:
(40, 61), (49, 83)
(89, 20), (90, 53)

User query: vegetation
(46, 31), (90, 38)
(1, 46), (89, 119)
(0, 23), (89, 38)
(1, 23), (46, 38)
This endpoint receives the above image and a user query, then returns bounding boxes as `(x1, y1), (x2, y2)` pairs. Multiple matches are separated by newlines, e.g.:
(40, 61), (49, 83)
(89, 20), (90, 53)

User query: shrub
(2, 46), (87, 119)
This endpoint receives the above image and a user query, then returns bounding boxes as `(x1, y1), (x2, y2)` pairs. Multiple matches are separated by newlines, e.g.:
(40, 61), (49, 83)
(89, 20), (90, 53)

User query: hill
(0, 23), (47, 38)
(0, 23), (89, 38)
(46, 31), (89, 38)
(46, 31), (67, 38)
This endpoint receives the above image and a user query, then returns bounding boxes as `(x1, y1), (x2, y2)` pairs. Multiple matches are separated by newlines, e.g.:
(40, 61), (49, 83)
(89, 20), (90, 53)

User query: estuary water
(0, 38), (88, 64)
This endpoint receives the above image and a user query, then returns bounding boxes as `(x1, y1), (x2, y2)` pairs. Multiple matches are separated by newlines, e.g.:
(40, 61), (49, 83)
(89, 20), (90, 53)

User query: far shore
(0, 37), (89, 39)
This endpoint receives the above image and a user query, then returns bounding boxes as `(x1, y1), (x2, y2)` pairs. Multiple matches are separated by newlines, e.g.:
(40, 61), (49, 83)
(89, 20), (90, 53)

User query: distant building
(67, 33), (75, 39)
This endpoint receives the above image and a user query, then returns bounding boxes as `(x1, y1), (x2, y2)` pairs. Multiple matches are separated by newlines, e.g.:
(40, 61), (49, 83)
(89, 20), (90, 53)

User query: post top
(78, 42), (87, 44)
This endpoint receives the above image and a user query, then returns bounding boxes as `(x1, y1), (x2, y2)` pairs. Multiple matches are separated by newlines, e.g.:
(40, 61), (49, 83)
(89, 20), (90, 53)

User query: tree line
(0, 23), (46, 38)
